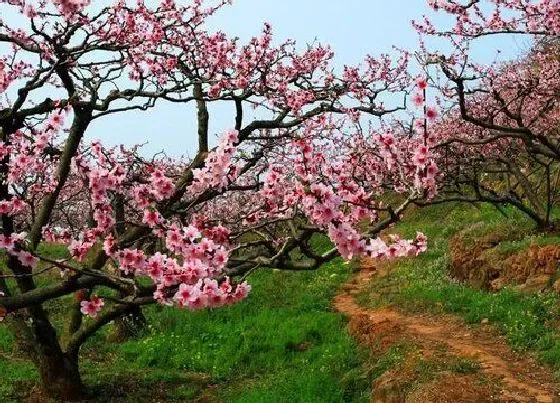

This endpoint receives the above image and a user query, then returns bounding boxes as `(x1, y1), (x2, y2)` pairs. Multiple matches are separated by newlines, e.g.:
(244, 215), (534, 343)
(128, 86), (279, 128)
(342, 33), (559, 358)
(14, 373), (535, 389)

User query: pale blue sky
(2, 1), (529, 157)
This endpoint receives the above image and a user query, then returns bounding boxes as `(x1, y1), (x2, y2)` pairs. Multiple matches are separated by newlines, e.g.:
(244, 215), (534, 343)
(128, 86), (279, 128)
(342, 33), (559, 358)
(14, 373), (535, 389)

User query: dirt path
(334, 267), (560, 403)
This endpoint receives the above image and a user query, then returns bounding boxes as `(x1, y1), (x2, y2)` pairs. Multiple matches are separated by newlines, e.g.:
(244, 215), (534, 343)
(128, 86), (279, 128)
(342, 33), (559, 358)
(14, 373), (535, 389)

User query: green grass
(106, 258), (371, 402)
(449, 356), (481, 375)
(359, 203), (560, 372)
(0, 237), (373, 402)
(493, 234), (560, 255)
(0, 356), (38, 398)
(369, 343), (410, 380)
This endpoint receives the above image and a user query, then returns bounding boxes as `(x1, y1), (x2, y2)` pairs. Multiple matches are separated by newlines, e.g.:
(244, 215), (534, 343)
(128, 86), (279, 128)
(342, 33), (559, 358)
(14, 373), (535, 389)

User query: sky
(2, 1), (531, 157)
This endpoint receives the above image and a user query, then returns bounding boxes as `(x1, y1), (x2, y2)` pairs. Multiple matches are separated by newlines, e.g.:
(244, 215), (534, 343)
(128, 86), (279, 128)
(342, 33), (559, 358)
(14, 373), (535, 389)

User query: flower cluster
(80, 295), (104, 318)
(189, 130), (239, 195)
(50, 0), (91, 17)
(0, 233), (38, 268)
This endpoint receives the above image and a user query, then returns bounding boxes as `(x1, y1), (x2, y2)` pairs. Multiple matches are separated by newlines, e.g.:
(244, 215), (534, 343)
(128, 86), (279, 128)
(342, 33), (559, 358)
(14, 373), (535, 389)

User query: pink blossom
(412, 93), (424, 107)
(80, 295), (104, 318)
(16, 251), (38, 268)
(426, 107), (438, 121)
(416, 78), (428, 90)
(0, 235), (15, 251)
(143, 210), (162, 227)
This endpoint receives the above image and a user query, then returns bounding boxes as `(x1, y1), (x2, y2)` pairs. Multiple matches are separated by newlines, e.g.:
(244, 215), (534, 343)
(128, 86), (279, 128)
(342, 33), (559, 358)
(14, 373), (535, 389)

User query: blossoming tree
(413, 0), (560, 229)
(0, 0), (433, 399)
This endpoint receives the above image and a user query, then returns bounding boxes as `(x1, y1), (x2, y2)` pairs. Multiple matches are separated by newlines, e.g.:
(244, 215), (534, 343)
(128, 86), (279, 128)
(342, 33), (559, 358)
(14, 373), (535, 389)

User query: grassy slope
(0, 237), (372, 402)
(359, 203), (560, 373)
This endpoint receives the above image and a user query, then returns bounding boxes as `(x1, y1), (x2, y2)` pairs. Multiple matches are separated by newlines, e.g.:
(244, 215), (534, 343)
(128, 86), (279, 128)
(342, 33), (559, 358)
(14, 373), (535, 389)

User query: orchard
(0, 0), (559, 401)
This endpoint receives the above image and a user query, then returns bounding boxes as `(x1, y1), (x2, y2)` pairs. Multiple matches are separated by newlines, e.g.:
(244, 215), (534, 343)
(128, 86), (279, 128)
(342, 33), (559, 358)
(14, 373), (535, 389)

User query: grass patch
(369, 343), (410, 380)
(0, 355), (38, 400)
(449, 357), (481, 375)
(107, 258), (372, 402)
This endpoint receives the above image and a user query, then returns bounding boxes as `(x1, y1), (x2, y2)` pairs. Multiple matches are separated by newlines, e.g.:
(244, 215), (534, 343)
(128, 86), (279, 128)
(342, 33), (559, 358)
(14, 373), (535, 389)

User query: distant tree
(414, 0), (560, 230)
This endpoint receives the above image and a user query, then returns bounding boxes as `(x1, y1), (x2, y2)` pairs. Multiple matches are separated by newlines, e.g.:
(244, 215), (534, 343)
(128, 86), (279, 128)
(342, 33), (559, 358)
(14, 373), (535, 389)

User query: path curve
(334, 267), (560, 403)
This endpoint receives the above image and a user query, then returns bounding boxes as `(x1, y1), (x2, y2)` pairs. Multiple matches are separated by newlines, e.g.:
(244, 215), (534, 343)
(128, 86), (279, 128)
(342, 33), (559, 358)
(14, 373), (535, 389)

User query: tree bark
(37, 351), (85, 401)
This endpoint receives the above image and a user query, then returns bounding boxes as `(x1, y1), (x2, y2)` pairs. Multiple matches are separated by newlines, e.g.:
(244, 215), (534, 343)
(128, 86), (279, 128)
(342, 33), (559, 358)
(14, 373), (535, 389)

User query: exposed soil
(334, 266), (560, 403)
(449, 224), (560, 292)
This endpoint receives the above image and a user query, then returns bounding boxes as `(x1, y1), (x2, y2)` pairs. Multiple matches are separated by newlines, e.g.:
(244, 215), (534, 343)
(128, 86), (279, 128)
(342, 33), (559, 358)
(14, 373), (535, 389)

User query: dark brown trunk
(536, 219), (556, 233)
(38, 352), (85, 401)
(2, 120), (84, 400)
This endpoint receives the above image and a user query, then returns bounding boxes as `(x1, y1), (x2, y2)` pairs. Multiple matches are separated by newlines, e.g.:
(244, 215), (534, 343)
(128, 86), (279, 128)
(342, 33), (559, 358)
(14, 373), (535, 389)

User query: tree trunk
(38, 351), (85, 401)
(536, 219), (556, 233)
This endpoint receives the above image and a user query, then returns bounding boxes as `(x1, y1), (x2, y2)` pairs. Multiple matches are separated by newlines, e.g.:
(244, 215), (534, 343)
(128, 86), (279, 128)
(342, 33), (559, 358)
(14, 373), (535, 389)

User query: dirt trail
(334, 267), (560, 403)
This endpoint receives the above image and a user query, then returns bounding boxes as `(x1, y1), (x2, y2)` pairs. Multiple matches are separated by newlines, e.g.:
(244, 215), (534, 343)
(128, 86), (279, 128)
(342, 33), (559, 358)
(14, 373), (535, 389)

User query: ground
(2, 203), (560, 402)
(345, 203), (560, 402)
(336, 265), (560, 402)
